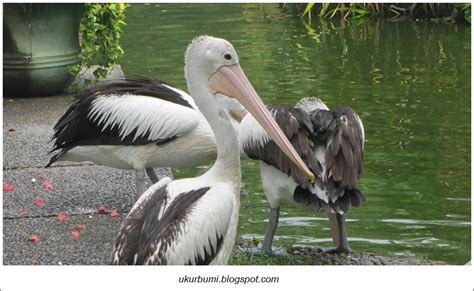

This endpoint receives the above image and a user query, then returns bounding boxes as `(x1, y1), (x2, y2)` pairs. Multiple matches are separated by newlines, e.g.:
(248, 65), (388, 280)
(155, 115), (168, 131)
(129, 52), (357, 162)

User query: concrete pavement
(3, 94), (170, 265)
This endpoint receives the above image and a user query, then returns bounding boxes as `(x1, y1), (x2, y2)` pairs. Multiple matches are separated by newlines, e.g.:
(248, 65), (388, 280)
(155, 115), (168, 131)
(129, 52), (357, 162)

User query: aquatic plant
(290, 3), (471, 24)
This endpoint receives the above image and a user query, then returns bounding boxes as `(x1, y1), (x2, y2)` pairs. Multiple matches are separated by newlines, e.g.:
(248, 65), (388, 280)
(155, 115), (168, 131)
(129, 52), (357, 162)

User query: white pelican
(46, 78), (246, 196)
(239, 97), (366, 253)
(110, 36), (315, 265)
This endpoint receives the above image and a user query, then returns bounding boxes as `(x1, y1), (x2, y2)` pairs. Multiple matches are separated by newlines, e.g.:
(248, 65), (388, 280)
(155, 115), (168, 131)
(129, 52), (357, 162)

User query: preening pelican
(239, 97), (366, 253)
(47, 79), (245, 196)
(110, 36), (314, 265)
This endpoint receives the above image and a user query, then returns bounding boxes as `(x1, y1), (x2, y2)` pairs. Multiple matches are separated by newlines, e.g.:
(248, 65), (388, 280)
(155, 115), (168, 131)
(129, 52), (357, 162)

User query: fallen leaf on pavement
(30, 234), (40, 243)
(76, 224), (87, 230)
(17, 209), (28, 217)
(42, 181), (53, 190)
(57, 212), (69, 222)
(71, 231), (80, 239)
(3, 184), (14, 191)
(35, 198), (45, 206)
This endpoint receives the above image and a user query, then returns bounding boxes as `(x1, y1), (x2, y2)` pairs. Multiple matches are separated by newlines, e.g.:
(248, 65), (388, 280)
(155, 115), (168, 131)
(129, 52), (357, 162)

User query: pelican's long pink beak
(209, 63), (315, 182)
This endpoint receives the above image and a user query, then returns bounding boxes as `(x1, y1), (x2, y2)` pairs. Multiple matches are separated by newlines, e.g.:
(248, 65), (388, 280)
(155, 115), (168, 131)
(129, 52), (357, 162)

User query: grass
(229, 251), (315, 265)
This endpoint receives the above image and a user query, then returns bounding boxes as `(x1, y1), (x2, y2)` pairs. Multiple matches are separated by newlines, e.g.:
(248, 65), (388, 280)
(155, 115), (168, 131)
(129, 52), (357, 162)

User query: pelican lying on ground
(110, 36), (315, 265)
(46, 78), (245, 196)
(239, 97), (366, 253)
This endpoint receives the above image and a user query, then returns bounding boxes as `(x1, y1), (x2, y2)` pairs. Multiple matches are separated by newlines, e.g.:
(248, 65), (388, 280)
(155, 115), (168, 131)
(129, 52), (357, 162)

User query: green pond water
(120, 3), (471, 264)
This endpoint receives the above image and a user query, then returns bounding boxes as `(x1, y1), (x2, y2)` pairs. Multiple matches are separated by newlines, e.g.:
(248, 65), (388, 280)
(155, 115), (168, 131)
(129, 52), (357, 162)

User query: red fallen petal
(30, 234), (40, 243)
(97, 207), (108, 214)
(110, 210), (120, 217)
(17, 209), (28, 217)
(76, 224), (87, 230)
(31, 259), (39, 265)
(71, 230), (80, 239)
(3, 184), (14, 191)
(57, 212), (69, 222)
(42, 181), (53, 190)
(35, 198), (45, 206)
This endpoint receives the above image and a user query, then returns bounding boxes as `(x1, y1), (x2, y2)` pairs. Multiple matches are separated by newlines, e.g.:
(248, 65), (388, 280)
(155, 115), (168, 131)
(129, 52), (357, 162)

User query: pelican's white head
(185, 35), (239, 80)
(184, 35), (315, 182)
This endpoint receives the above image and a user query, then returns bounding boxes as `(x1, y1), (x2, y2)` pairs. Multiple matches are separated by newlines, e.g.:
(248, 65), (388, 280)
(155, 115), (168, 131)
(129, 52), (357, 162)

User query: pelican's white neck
(185, 66), (241, 189)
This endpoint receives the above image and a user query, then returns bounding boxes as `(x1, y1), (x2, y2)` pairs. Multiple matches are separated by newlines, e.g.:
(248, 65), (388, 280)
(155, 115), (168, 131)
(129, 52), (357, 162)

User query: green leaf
(319, 3), (329, 17)
(75, 3), (127, 79)
(302, 3), (314, 17)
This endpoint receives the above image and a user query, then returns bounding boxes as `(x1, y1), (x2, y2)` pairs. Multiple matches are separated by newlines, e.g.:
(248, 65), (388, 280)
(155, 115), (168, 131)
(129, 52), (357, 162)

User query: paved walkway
(3, 95), (170, 265)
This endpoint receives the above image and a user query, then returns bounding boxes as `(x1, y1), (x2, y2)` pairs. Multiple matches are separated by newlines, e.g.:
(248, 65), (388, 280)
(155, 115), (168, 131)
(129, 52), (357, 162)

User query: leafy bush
(70, 3), (128, 80)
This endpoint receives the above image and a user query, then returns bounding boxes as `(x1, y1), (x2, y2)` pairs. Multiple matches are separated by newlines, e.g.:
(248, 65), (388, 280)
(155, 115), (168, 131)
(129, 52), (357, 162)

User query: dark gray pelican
(110, 36), (315, 265)
(239, 97), (366, 253)
(46, 79), (245, 196)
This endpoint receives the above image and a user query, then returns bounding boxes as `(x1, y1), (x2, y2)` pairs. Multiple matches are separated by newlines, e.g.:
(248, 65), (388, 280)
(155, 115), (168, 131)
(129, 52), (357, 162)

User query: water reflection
(120, 3), (470, 264)
(382, 218), (471, 227)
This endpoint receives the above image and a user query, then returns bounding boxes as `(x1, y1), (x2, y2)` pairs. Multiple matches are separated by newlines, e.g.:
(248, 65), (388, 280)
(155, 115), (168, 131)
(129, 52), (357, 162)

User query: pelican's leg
(237, 207), (285, 255)
(262, 207), (280, 252)
(324, 212), (353, 253)
(145, 167), (159, 184)
(135, 169), (147, 198)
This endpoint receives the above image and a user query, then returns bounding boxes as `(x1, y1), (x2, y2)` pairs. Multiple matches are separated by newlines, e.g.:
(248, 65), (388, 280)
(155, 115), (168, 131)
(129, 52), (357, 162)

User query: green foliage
(296, 3), (379, 21)
(70, 3), (128, 80)
(301, 3), (314, 22)
(293, 3), (471, 24)
(452, 3), (471, 23)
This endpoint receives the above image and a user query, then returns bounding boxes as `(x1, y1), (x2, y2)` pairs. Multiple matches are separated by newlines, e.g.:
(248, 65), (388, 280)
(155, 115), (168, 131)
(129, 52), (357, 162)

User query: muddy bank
(291, 246), (445, 265)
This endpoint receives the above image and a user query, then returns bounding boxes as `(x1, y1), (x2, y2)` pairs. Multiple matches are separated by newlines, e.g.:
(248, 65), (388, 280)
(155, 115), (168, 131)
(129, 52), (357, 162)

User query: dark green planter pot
(3, 4), (84, 97)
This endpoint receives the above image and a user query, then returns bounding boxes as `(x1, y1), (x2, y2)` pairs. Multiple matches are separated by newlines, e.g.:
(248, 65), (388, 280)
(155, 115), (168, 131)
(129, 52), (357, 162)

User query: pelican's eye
(224, 53), (232, 60)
